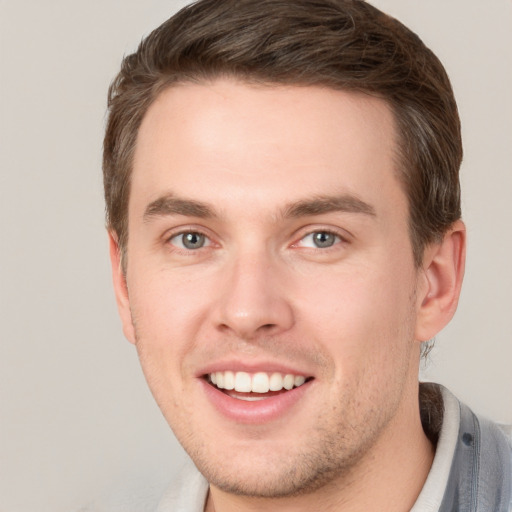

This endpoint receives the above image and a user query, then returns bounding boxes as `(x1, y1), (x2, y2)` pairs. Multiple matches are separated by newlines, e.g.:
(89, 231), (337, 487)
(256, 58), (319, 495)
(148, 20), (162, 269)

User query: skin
(110, 79), (465, 511)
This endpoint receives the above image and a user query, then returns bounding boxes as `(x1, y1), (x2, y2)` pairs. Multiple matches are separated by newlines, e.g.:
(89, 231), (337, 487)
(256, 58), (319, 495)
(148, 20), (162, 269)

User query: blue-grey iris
(182, 232), (205, 249)
(313, 232), (336, 248)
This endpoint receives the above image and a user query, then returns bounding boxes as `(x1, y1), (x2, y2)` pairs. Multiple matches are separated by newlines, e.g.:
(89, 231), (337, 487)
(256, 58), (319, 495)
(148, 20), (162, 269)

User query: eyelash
(164, 225), (349, 254)
(292, 228), (348, 251)
(166, 229), (213, 253)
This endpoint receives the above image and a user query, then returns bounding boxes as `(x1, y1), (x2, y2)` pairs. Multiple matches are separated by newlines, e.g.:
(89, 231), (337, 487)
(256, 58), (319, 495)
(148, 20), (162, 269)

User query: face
(115, 79), (428, 497)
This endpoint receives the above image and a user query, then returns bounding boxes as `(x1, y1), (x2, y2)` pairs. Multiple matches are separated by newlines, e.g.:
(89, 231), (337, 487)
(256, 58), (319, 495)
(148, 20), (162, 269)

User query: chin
(185, 434), (365, 499)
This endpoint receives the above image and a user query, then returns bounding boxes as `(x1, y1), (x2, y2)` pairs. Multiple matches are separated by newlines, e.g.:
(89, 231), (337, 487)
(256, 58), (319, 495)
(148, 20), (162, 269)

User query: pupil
(183, 232), (204, 249)
(314, 232), (334, 248)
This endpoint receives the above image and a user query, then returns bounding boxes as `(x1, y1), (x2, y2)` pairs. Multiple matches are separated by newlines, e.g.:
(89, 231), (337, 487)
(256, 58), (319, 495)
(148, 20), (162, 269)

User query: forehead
(131, 79), (403, 220)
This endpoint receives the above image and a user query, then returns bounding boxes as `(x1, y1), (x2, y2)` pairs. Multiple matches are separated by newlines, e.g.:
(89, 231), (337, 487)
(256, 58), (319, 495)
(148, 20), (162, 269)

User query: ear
(415, 220), (466, 342)
(108, 232), (136, 344)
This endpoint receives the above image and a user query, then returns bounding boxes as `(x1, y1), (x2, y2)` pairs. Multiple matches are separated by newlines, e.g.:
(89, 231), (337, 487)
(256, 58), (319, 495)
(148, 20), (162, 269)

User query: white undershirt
(410, 386), (461, 512)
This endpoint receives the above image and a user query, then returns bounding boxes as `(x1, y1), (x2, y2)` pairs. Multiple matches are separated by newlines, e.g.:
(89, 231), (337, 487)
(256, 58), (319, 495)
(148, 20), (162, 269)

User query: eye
(169, 231), (210, 250)
(299, 231), (341, 249)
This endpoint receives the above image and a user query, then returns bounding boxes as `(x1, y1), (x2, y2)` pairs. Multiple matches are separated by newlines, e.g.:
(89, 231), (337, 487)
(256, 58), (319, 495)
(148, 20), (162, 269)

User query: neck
(205, 382), (434, 512)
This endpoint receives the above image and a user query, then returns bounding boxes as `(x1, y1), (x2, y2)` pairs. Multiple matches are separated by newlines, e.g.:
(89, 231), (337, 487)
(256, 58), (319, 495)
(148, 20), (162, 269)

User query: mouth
(205, 371), (313, 401)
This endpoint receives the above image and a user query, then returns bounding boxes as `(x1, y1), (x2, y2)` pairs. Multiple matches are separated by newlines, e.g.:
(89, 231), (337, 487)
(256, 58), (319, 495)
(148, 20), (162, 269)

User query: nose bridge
(215, 246), (293, 338)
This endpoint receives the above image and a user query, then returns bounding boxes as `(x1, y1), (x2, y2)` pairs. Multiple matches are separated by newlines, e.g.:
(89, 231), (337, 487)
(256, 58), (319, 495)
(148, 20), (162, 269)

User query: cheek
(129, 266), (213, 337)
(294, 262), (417, 373)
(125, 268), (214, 401)
(128, 271), (206, 425)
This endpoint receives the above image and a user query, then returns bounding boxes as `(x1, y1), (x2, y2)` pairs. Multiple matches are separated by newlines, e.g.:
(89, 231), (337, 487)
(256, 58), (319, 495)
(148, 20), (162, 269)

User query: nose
(213, 250), (294, 340)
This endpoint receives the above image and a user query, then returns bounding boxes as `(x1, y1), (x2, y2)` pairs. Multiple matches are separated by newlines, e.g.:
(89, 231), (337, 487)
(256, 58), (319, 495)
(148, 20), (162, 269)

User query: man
(103, 0), (511, 510)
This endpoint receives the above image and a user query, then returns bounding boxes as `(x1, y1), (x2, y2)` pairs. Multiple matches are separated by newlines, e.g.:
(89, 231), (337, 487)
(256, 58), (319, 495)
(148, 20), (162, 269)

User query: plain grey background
(1, 1), (511, 511)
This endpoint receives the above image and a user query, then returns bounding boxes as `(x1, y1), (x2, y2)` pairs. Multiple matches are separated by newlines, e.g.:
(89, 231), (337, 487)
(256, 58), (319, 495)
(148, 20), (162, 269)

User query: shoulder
(76, 474), (170, 512)
(441, 386), (512, 512)
(497, 423), (512, 441)
(76, 459), (205, 512)
(156, 458), (208, 512)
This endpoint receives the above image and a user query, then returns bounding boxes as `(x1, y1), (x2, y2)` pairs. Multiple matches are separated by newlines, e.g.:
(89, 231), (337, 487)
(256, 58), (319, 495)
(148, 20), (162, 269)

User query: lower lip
(200, 378), (313, 424)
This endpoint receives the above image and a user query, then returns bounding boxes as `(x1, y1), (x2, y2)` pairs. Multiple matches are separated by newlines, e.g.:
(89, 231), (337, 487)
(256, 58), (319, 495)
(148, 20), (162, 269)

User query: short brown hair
(103, 0), (462, 266)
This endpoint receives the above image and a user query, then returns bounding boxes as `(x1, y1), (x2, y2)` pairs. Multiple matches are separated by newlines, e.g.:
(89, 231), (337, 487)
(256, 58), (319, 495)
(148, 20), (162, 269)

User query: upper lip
(196, 359), (315, 378)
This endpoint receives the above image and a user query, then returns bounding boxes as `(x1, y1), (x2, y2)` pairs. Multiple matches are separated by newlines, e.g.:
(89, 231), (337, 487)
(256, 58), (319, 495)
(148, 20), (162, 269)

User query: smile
(200, 368), (314, 423)
(207, 371), (310, 400)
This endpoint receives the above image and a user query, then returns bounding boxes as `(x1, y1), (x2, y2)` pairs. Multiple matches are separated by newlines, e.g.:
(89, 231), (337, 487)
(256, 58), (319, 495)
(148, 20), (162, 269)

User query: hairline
(114, 74), (428, 270)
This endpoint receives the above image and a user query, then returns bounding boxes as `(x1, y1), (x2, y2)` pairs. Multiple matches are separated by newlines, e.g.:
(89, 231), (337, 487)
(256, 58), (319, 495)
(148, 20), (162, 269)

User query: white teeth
(283, 374), (294, 390)
(223, 371), (235, 390)
(234, 371), (252, 392)
(235, 395), (268, 402)
(251, 372), (269, 393)
(209, 371), (308, 393)
(294, 375), (306, 387)
(269, 372), (283, 391)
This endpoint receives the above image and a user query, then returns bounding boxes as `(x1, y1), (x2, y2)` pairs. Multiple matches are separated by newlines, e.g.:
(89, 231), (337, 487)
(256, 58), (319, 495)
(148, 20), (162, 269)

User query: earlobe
(108, 232), (136, 344)
(415, 220), (466, 342)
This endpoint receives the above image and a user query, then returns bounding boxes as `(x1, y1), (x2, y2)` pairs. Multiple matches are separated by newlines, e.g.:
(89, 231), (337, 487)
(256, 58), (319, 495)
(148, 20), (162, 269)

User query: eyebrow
(143, 194), (216, 222)
(142, 192), (376, 223)
(282, 194), (376, 218)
